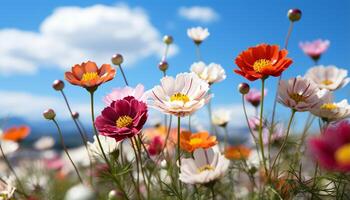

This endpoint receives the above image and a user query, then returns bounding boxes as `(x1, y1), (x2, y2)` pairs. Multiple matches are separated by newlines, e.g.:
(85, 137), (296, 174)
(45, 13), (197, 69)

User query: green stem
(258, 79), (268, 174)
(211, 184), (216, 200)
(177, 116), (183, 197)
(118, 64), (129, 86)
(195, 44), (202, 61)
(52, 119), (83, 183)
(130, 138), (142, 200)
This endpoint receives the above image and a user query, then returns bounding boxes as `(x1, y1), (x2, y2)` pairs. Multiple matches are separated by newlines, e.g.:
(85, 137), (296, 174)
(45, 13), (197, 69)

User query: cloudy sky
(0, 0), (349, 132)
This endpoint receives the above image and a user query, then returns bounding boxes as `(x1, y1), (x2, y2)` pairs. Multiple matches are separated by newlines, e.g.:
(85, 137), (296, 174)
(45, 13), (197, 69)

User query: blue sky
(0, 0), (349, 133)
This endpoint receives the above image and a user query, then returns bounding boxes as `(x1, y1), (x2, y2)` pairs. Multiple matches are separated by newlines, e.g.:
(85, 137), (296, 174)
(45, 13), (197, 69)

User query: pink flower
(44, 156), (64, 170)
(104, 84), (147, 105)
(299, 39), (330, 61)
(308, 120), (350, 172)
(95, 96), (148, 141)
(147, 136), (164, 156)
(248, 117), (283, 145)
(245, 88), (267, 107)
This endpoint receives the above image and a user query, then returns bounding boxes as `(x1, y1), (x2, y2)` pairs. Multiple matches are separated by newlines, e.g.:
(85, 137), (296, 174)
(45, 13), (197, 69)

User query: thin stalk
(242, 95), (257, 142)
(268, 109), (296, 179)
(130, 138), (142, 200)
(60, 90), (93, 184)
(118, 64), (129, 86)
(188, 115), (192, 132)
(211, 185), (216, 200)
(223, 126), (229, 150)
(162, 44), (170, 61)
(89, 91), (111, 167)
(135, 136), (149, 199)
(258, 79), (268, 174)
(177, 116), (183, 197)
(52, 119), (83, 183)
(195, 44), (202, 61)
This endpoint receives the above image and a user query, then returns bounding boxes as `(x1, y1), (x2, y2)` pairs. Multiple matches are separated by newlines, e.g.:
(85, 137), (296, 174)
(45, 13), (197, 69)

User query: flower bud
(52, 80), (65, 91)
(163, 35), (173, 45)
(72, 112), (79, 119)
(108, 190), (120, 200)
(111, 54), (123, 65)
(287, 8), (302, 22)
(43, 109), (56, 120)
(158, 61), (168, 72)
(238, 83), (250, 95)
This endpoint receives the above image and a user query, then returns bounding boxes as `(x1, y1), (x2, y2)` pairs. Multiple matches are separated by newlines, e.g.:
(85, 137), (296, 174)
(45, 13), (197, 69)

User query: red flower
(234, 44), (293, 81)
(147, 136), (164, 156)
(95, 96), (148, 141)
(2, 125), (30, 142)
(308, 120), (350, 172)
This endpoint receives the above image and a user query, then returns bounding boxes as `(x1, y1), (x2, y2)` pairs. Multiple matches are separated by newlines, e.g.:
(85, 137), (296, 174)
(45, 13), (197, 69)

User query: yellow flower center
(170, 93), (190, 103)
(253, 59), (271, 73)
(116, 115), (133, 128)
(81, 72), (99, 82)
(335, 144), (350, 165)
(321, 79), (334, 86)
(198, 164), (214, 172)
(189, 138), (203, 146)
(289, 93), (306, 103)
(320, 103), (338, 110)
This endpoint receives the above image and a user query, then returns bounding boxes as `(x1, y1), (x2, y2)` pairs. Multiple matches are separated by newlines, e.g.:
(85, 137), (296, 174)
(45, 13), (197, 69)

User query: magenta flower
(245, 88), (267, 107)
(95, 96), (148, 141)
(147, 136), (164, 156)
(308, 120), (350, 172)
(299, 39), (330, 61)
(104, 84), (147, 105)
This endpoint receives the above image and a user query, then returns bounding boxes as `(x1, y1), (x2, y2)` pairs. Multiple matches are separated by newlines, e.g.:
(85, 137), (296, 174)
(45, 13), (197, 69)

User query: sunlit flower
(88, 135), (119, 158)
(148, 72), (211, 117)
(308, 120), (350, 172)
(34, 136), (55, 150)
(246, 149), (261, 170)
(180, 131), (217, 153)
(190, 61), (226, 84)
(234, 44), (293, 81)
(278, 76), (331, 112)
(65, 61), (116, 91)
(0, 140), (19, 156)
(304, 65), (350, 91)
(179, 147), (229, 184)
(299, 39), (330, 61)
(143, 125), (178, 155)
(245, 88), (267, 107)
(95, 96), (148, 141)
(211, 109), (230, 127)
(147, 136), (163, 156)
(1, 125), (30, 142)
(311, 99), (350, 122)
(64, 184), (96, 200)
(187, 27), (210, 44)
(104, 84), (147, 105)
(224, 145), (251, 160)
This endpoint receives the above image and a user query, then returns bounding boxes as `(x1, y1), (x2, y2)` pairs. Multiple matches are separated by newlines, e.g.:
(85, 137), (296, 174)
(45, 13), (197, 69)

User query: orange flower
(1, 125), (30, 142)
(180, 131), (217, 152)
(234, 44), (293, 81)
(65, 61), (116, 91)
(224, 145), (251, 160)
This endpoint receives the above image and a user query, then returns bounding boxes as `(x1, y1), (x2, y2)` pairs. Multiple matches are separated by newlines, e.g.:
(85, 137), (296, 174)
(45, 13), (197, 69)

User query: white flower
(34, 136), (55, 150)
(64, 184), (96, 200)
(148, 72), (211, 117)
(190, 61), (226, 84)
(0, 140), (18, 157)
(0, 176), (15, 200)
(278, 76), (331, 112)
(304, 65), (350, 91)
(211, 109), (230, 127)
(246, 149), (261, 170)
(88, 135), (119, 159)
(187, 26), (210, 44)
(179, 147), (229, 184)
(311, 99), (350, 122)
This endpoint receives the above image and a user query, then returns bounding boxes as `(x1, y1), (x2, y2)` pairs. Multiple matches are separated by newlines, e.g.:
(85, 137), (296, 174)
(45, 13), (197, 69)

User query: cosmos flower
(304, 65), (350, 91)
(147, 136), (164, 156)
(278, 76), (331, 112)
(0, 130), (19, 156)
(234, 44), (293, 81)
(211, 109), (230, 127)
(1, 125), (30, 142)
(311, 99), (350, 122)
(245, 88), (267, 107)
(148, 72), (211, 117)
(299, 39), (330, 61)
(64, 184), (96, 200)
(180, 131), (217, 153)
(104, 84), (147, 105)
(224, 145), (251, 160)
(308, 120), (350, 172)
(187, 27), (210, 44)
(95, 96), (148, 142)
(143, 125), (178, 155)
(190, 61), (226, 84)
(88, 135), (119, 158)
(248, 117), (284, 145)
(65, 61), (116, 91)
(34, 136), (55, 150)
(179, 147), (229, 184)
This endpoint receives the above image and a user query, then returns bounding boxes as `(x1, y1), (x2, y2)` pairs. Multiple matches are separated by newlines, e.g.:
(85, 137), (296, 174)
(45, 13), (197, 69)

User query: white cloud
(0, 4), (178, 75)
(0, 90), (102, 122)
(178, 6), (219, 23)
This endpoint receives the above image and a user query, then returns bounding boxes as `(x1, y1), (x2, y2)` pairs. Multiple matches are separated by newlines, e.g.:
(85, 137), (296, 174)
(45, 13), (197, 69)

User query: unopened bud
(238, 83), (250, 95)
(72, 112), (79, 119)
(287, 9), (302, 22)
(108, 190), (120, 200)
(111, 54), (123, 65)
(163, 35), (173, 45)
(52, 80), (65, 91)
(43, 109), (56, 120)
(158, 61), (168, 72)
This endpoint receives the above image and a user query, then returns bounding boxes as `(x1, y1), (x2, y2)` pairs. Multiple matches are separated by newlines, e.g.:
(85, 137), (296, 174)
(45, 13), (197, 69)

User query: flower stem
(258, 79), (268, 174)
(210, 184), (216, 200)
(52, 119), (83, 183)
(177, 116), (183, 197)
(195, 44), (202, 61)
(223, 126), (229, 151)
(242, 94), (257, 142)
(89, 91), (111, 167)
(118, 64), (129, 86)
(268, 109), (296, 179)
(130, 138), (141, 200)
